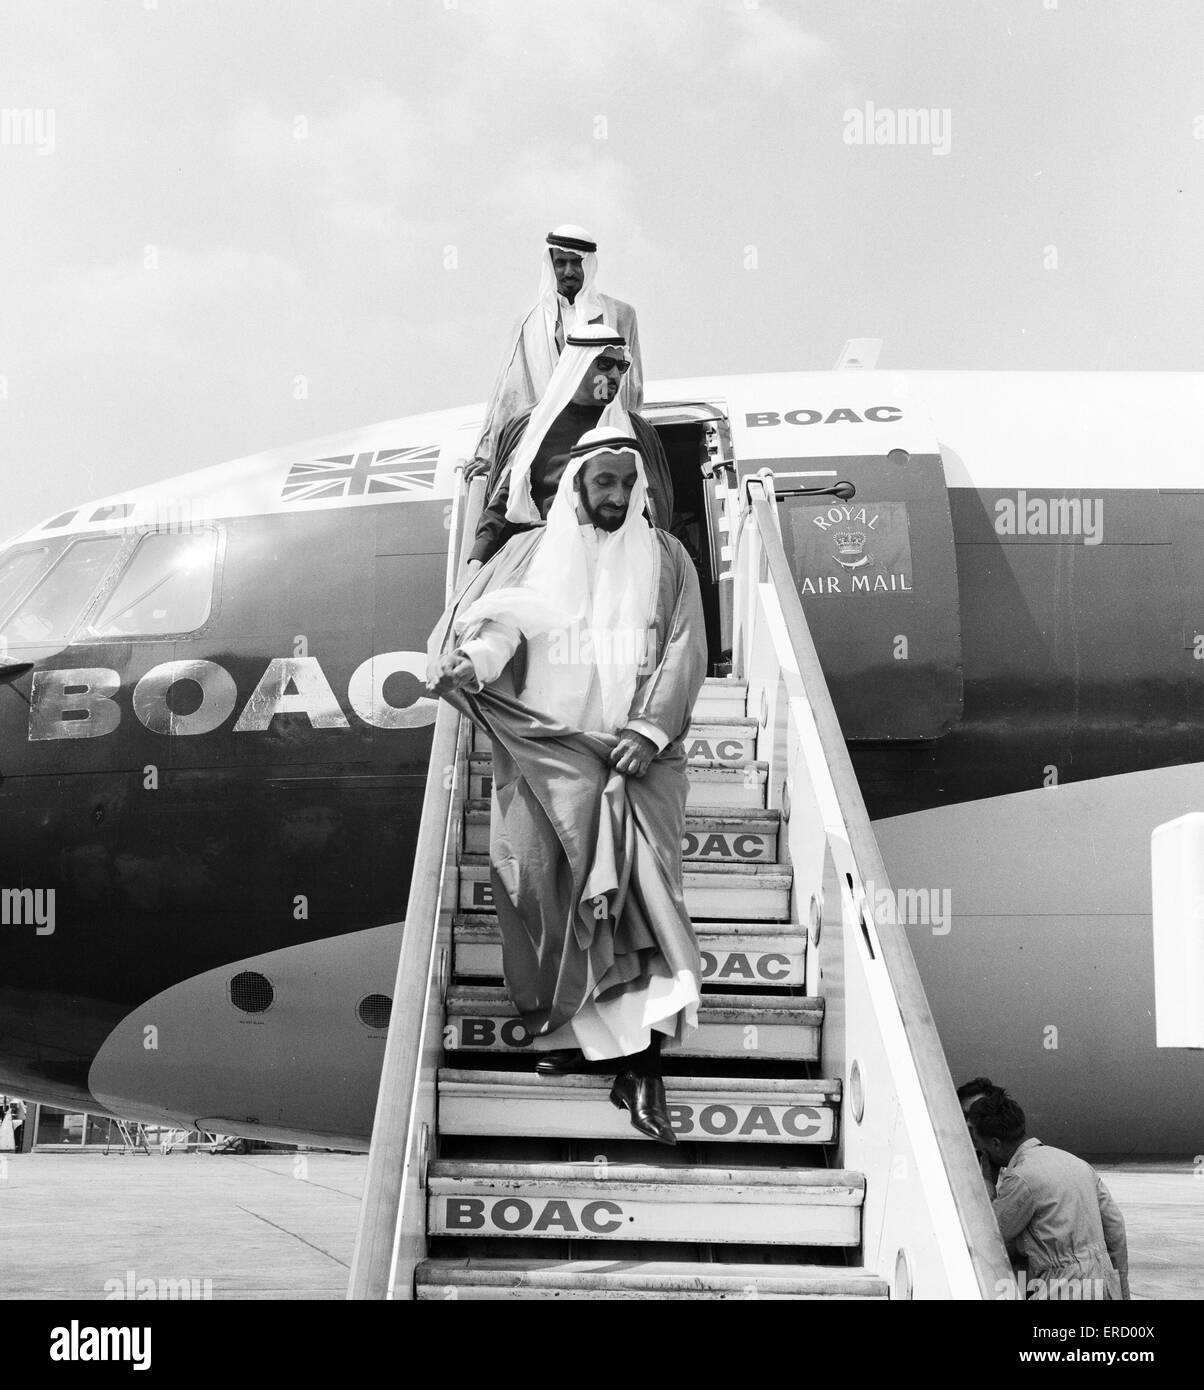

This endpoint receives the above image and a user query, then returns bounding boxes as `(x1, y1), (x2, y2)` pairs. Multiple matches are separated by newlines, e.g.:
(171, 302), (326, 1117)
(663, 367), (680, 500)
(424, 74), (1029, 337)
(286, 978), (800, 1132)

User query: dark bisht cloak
(469, 408), (674, 565)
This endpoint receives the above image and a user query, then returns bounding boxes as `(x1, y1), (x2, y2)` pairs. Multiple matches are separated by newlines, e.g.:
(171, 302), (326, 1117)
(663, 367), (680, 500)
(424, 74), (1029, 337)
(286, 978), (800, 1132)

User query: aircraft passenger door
(646, 401), (733, 666)
(728, 380), (963, 741)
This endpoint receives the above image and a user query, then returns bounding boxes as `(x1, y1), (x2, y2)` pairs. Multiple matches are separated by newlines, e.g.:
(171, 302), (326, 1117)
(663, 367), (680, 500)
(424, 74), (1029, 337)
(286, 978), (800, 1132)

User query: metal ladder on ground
(104, 1118), (151, 1155)
(348, 467), (1013, 1300)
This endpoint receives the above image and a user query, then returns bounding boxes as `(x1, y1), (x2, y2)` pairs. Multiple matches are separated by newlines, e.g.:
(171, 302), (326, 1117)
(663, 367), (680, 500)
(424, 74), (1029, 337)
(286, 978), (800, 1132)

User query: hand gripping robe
(428, 434), (707, 1057)
(471, 225), (644, 477)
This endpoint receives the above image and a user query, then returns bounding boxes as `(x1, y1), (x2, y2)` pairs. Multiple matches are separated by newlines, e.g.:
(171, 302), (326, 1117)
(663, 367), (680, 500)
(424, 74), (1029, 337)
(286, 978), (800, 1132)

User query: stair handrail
(347, 467), (484, 1300)
(736, 471), (1013, 1298)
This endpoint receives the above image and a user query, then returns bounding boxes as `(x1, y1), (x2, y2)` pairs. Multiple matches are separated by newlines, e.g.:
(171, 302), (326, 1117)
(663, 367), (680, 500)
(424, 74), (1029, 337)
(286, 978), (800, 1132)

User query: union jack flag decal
(280, 444), (440, 502)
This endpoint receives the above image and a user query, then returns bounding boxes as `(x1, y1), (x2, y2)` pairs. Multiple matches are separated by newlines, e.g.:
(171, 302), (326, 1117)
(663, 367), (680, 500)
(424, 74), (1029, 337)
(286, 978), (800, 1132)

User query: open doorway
(652, 419), (726, 669)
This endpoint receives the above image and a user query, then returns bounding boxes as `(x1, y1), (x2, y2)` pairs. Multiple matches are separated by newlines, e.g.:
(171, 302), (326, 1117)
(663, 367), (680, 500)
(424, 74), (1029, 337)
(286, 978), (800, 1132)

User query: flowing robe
(472, 293), (643, 476)
(428, 528), (707, 1056)
(469, 408), (674, 565)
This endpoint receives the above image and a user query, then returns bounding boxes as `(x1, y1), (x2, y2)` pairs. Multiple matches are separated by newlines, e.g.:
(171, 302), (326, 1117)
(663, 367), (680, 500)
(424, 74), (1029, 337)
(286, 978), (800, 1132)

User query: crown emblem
(832, 528), (872, 570)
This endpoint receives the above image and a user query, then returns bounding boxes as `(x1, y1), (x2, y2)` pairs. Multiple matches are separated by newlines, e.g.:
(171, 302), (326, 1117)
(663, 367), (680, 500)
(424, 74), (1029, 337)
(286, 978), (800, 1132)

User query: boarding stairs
(349, 466), (1013, 1300)
(104, 1118), (151, 1156)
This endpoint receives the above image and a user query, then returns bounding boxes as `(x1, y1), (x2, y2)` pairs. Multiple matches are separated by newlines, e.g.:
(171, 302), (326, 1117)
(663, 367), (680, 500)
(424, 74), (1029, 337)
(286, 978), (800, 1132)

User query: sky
(2, 0), (1202, 542)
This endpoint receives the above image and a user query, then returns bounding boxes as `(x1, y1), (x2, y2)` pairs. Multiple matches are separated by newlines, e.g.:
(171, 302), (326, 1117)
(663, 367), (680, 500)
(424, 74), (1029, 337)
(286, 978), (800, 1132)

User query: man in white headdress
(469, 225), (643, 479)
(467, 322), (672, 567)
(428, 427), (707, 1145)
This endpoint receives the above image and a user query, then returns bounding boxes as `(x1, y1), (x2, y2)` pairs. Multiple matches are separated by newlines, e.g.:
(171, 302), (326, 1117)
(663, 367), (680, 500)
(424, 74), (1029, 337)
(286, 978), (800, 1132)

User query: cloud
(485, 146), (641, 238)
(11, 246), (303, 360)
(220, 80), (654, 270)
(213, 4), (831, 262)
(727, 5), (832, 86)
(451, 1), (657, 90)
(453, 0), (830, 93)
(226, 84), (431, 204)
(224, 85), (476, 259)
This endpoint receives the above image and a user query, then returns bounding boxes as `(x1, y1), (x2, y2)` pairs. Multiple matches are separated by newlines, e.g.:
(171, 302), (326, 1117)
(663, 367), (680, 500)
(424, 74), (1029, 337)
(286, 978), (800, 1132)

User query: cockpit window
(87, 529), (219, 637)
(0, 546), (53, 623)
(0, 527), (222, 648)
(0, 537), (125, 646)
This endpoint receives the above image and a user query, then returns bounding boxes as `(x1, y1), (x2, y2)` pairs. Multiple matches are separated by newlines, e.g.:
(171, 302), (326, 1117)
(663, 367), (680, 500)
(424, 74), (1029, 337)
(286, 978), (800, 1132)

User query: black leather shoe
(609, 1069), (676, 1145)
(535, 1049), (597, 1076)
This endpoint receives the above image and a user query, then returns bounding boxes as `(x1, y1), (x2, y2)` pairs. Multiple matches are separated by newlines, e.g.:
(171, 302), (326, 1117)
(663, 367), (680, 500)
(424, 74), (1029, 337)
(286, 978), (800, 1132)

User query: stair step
(453, 917), (805, 985)
(416, 1257), (888, 1300)
(684, 762), (768, 808)
(466, 754), (767, 808)
(456, 856), (792, 920)
(427, 1161), (863, 1246)
(444, 986), (822, 1061)
(463, 804), (780, 861)
(470, 717), (759, 765)
(438, 1070), (839, 1144)
(680, 808), (781, 865)
(694, 677), (749, 719)
(681, 721), (759, 767)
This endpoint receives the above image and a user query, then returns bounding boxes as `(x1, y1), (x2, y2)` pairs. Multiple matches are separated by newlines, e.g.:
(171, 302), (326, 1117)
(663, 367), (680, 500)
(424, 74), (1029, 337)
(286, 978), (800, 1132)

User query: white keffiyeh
(501, 323), (632, 525)
(458, 427), (656, 733)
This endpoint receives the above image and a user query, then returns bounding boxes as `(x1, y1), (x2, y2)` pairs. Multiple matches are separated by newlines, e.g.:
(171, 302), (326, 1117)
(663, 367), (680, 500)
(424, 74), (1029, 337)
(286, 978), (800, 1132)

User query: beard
(580, 492), (628, 531)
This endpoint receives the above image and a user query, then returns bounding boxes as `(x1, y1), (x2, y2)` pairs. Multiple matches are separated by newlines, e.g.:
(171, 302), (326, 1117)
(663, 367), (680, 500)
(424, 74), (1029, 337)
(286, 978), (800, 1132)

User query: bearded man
(467, 323), (672, 568)
(471, 225), (643, 479)
(428, 428), (707, 1145)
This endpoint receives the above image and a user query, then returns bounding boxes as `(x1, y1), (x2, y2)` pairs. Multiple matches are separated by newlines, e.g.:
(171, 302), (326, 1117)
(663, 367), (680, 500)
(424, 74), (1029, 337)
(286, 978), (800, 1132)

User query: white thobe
(458, 524), (667, 750)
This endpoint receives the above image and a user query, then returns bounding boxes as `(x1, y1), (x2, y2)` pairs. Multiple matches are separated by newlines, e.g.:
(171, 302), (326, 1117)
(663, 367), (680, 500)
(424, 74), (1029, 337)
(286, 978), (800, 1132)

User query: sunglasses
(593, 356), (630, 374)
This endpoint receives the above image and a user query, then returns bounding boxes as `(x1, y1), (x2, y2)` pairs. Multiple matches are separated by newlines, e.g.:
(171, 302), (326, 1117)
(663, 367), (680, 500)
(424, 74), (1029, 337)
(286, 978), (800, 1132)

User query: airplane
(1, 366), (1202, 1157)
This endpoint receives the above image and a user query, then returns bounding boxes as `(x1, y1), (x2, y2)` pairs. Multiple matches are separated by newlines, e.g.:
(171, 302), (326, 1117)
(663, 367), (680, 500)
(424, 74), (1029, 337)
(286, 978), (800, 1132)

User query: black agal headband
(565, 331), (626, 350)
(546, 231), (597, 255)
(568, 434), (642, 459)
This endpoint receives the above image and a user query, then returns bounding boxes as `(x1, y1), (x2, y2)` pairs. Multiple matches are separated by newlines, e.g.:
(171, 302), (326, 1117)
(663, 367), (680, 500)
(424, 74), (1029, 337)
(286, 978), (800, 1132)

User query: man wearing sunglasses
(470, 225), (644, 482)
(466, 323), (672, 568)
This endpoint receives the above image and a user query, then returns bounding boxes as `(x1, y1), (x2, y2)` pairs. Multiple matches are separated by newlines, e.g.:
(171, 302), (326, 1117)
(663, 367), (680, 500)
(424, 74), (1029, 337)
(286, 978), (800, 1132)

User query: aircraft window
(0, 537), (125, 646)
(0, 546), (53, 623)
(88, 529), (219, 637)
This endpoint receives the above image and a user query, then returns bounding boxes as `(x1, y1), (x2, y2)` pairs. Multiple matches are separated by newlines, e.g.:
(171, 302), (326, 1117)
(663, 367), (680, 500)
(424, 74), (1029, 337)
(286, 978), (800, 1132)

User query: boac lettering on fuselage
(26, 653), (437, 742)
(744, 406), (903, 428)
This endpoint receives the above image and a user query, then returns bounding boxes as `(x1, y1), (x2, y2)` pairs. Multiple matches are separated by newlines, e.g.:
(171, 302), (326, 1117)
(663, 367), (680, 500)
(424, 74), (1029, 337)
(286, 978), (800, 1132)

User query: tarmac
(0, 1151), (1198, 1300)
